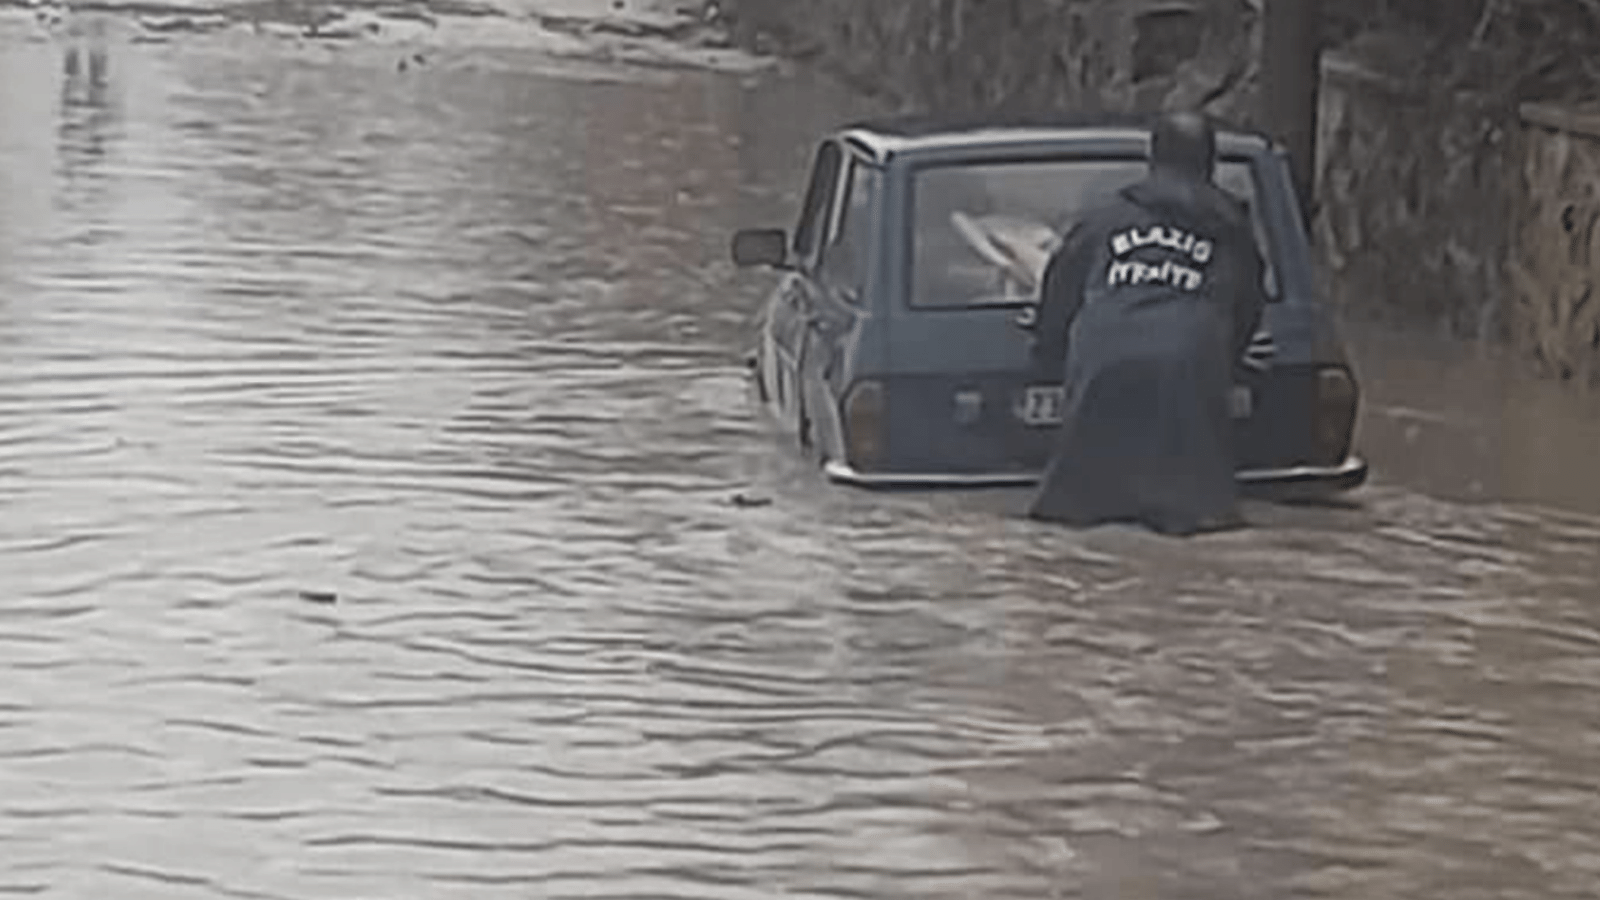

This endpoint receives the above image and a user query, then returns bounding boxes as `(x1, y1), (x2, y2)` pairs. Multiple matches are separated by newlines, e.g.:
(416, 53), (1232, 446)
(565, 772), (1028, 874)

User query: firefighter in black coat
(1027, 112), (1268, 535)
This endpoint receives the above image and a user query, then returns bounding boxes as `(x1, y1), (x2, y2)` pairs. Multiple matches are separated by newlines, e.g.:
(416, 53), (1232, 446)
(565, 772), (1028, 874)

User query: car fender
(788, 321), (828, 454)
(802, 363), (847, 463)
(762, 276), (812, 436)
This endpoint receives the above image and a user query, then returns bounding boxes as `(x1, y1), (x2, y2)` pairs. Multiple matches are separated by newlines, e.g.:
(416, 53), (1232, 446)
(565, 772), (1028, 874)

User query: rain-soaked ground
(1, 6), (1599, 898)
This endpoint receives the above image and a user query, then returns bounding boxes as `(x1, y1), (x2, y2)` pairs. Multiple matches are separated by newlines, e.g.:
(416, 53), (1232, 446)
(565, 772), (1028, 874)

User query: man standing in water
(1027, 112), (1268, 536)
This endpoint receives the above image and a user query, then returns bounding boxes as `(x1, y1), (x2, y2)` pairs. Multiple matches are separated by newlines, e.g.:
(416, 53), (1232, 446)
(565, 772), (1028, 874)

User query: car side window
(817, 159), (879, 302)
(793, 141), (844, 266)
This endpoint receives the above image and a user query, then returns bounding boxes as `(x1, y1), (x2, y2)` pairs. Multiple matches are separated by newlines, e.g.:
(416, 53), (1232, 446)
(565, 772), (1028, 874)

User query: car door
(762, 139), (844, 441)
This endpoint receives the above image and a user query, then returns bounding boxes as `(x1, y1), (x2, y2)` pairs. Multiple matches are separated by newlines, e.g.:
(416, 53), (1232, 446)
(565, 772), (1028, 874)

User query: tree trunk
(1262, 0), (1321, 225)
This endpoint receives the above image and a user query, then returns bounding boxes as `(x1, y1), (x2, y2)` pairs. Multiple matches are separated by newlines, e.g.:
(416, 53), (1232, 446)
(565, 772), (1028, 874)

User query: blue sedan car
(731, 115), (1368, 498)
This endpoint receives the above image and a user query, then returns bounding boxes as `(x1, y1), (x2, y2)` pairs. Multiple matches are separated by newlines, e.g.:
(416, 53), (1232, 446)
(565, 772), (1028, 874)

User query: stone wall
(1511, 102), (1600, 384)
(1311, 44), (1519, 340)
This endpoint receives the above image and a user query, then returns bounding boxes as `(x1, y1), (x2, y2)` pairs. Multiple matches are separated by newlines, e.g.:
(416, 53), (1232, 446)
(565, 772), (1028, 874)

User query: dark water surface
(1, 14), (1598, 899)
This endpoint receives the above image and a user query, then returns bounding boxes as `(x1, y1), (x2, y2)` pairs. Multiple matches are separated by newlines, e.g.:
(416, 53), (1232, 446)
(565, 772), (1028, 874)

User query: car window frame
(792, 140), (845, 271)
(900, 150), (1284, 312)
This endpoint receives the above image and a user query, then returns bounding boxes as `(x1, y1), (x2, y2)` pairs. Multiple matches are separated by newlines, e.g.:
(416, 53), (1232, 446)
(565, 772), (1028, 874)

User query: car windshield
(907, 156), (1279, 308)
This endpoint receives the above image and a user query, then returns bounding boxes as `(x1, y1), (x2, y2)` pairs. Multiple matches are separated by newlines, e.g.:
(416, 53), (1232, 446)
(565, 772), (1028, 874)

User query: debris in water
(730, 492), (772, 509)
(299, 590), (338, 604)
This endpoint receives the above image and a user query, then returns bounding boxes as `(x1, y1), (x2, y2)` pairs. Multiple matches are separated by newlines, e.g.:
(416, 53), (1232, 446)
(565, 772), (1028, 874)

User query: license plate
(1016, 385), (1250, 425)
(1016, 385), (1064, 426)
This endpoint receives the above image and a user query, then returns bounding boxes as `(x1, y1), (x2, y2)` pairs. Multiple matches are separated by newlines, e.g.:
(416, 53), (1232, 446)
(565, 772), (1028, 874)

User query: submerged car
(730, 114), (1368, 497)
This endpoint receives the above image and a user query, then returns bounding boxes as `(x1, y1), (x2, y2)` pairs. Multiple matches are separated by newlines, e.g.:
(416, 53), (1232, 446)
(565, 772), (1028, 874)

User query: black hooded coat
(1026, 171), (1268, 535)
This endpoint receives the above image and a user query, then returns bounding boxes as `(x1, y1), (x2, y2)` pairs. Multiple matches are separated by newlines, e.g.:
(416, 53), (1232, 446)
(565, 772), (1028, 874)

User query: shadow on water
(0, 17), (1595, 900)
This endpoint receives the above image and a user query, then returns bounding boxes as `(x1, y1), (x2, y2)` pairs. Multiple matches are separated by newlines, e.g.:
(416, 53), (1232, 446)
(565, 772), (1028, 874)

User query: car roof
(836, 112), (1273, 165)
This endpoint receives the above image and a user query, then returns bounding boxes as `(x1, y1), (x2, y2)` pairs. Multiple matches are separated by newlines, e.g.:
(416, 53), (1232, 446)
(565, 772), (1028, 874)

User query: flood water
(1, 11), (1598, 899)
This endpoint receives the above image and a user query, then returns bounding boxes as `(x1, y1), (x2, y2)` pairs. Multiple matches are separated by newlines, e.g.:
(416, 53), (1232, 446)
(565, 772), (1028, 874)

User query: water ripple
(0, 14), (1597, 900)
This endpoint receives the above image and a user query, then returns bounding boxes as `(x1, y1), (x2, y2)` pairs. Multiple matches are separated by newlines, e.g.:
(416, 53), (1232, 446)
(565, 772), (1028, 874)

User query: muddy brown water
(1, 15), (1598, 900)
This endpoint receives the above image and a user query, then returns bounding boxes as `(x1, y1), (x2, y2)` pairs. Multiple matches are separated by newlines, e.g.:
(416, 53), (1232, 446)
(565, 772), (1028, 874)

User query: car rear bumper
(822, 455), (1370, 493)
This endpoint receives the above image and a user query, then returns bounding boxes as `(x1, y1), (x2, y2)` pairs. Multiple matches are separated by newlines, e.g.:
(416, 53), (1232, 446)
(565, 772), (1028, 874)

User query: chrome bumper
(822, 455), (1369, 492)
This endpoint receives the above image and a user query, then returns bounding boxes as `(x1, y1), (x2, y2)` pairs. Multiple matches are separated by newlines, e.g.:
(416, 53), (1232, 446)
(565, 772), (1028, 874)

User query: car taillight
(842, 379), (885, 470)
(1312, 366), (1358, 465)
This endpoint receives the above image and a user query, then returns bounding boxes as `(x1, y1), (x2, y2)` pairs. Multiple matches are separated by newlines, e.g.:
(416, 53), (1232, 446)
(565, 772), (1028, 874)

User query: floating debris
(298, 589), (338, 604)
(729, 492), (772, 509)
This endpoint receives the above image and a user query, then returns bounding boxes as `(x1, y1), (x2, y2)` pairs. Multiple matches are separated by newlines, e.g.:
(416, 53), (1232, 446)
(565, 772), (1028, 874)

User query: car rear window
(907, 156), (1279, 309)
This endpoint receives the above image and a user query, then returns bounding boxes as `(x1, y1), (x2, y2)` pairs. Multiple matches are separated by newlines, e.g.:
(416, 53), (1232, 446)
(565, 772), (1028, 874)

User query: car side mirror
(731, 228), (790, 269)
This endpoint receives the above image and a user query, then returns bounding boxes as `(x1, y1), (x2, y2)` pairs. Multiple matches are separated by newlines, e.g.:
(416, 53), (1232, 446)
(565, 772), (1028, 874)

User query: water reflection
(1348, 320), (1600, 515)
(0, 18), (1596, 900)
(57, 22), (118, 212)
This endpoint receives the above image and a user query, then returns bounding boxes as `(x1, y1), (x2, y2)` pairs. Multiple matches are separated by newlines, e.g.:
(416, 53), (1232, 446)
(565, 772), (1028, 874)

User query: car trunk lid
(877, 306), (1055, 474)
(877, 304), (1310, 477)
